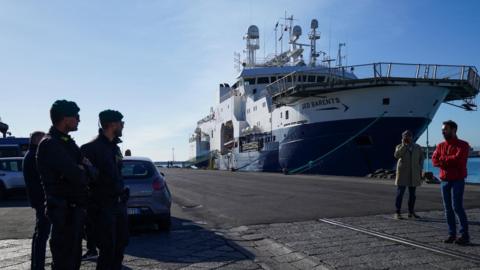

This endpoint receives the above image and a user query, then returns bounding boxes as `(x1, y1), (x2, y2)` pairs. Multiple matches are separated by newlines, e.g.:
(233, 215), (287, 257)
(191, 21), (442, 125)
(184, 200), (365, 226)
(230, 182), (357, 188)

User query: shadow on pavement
(417, 217), (480, 226)
(124, 216), (254, 266)
(0, 192), (29, 208)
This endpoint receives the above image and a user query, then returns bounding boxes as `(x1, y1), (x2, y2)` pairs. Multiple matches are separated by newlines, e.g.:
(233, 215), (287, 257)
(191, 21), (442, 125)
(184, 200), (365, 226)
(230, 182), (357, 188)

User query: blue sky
(0, 0), (479, 160)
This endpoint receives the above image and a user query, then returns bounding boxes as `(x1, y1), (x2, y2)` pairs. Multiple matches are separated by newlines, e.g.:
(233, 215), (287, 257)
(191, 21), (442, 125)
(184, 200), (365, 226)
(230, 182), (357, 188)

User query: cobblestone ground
(227, 209), (480, 270)
(2, 209), (480, 269)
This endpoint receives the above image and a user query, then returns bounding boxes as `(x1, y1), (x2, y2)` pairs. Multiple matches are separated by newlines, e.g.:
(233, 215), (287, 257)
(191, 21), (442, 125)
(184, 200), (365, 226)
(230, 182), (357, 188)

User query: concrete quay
(1, 169), (480, 269)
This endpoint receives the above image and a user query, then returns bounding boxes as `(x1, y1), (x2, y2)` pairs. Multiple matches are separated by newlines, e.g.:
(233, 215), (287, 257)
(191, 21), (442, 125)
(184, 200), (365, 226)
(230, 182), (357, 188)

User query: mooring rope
(287, 111), (387, 175)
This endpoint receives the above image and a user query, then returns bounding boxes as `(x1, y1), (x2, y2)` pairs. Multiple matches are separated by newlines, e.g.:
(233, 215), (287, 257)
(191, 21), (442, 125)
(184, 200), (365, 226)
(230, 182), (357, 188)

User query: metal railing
(338, 63), (479, 82)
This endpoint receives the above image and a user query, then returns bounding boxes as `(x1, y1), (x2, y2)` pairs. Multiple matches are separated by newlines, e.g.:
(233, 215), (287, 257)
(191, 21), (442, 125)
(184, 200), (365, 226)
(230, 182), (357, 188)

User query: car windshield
(0, 159), (23, 172)
(122, 161), (155, 179)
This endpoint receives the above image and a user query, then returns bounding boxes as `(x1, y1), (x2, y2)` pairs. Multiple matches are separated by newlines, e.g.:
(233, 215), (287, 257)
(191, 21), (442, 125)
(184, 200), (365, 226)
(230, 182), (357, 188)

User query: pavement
(1, 169), (480, 269)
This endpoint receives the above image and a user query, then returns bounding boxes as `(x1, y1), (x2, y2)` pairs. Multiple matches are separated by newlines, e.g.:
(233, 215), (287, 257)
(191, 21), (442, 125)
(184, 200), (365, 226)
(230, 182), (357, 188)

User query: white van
(0, 157), (25, 199)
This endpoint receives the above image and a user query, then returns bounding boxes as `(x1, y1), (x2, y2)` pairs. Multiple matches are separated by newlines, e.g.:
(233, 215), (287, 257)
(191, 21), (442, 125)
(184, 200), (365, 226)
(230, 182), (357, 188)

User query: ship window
(317, 76), (325, 82)
(286, 76), (292, 82)
(280, 112), (283, 118)
(383, 98), (390, 105)
(253, 106), (257, 111)
(232, 82), (239, 89)
(245, 78), (256, 85)
(302, 75), (307, 82)
(252, 88), (257, 94)
(258, 77), (269, 84)
(273, 136), (276, 141)
(270, 76), (277, 82)
(285, 110), (289, 120)
(262, 102), (266, 107)
(308, 75), (316, 82)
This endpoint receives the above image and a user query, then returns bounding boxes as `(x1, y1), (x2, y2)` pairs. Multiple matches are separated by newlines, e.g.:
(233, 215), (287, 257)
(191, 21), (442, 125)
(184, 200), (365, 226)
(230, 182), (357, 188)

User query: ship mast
(244, 25), (260, 67)
(309, 19), (320, 66)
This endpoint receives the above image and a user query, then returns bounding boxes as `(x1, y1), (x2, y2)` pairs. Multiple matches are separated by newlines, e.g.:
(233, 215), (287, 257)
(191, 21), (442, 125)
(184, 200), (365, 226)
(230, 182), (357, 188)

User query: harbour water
(424, 157), (480, 183)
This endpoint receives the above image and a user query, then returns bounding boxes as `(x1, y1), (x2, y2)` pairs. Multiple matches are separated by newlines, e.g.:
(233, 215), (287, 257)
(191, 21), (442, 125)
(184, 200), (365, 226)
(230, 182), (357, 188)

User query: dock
(1, 169), (480, 269)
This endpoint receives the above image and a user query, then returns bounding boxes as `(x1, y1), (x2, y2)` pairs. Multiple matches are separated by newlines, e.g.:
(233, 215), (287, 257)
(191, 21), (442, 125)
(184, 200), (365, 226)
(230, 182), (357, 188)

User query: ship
(188, 15), (480, 176)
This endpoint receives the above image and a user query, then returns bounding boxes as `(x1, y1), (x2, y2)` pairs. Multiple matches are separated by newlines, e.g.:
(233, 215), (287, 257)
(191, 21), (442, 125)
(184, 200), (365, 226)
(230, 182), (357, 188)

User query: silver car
(0, 157), (24, 200)
(122, 156), (172, 230)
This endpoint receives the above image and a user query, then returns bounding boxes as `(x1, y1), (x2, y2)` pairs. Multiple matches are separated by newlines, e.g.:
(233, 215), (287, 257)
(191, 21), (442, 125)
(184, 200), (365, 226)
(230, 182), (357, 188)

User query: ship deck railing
(266, 62), (480, 108)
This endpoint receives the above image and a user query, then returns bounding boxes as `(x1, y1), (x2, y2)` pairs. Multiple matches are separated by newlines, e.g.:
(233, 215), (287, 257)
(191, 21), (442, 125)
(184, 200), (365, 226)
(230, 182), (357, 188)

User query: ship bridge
(267, 62), (480, 110)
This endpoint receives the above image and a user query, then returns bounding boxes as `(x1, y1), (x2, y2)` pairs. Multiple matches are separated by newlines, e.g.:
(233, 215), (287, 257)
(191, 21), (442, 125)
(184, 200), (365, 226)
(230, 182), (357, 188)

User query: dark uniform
(37, 127), (88, 270)
(81, 129), (129, 270)
(23, 143), (51, 270)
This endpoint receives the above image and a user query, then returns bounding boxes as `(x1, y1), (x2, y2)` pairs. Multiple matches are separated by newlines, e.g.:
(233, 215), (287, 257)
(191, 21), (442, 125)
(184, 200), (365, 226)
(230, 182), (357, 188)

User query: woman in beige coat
(394, 130), (425, 219)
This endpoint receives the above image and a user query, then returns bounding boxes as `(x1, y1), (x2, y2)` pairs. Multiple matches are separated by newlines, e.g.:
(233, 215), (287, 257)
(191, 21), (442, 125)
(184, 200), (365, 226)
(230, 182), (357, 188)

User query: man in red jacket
(432, 120), (470, 245)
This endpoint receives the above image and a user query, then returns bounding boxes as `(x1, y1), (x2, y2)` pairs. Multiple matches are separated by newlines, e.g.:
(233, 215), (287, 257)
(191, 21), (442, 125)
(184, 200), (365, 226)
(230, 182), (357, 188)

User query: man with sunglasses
(36, 100), (89, 270)
(81, 109), (129, 270)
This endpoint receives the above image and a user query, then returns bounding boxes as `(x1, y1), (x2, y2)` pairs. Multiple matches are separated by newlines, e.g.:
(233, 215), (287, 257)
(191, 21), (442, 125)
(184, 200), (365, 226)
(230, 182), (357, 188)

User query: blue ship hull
(277, 117), (430, 176)
(228, 117), (429, 176)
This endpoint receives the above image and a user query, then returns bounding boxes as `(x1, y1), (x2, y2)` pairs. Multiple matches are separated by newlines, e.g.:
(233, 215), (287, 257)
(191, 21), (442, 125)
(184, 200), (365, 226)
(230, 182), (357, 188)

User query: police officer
(36, 100), (89, 270)
(81, 110), (129, 270)
(23, 131), (50, 270)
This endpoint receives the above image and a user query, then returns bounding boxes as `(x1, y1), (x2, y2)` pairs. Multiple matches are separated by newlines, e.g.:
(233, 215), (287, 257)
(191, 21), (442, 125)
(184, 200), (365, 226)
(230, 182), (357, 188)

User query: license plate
(127, 208), (140, 215)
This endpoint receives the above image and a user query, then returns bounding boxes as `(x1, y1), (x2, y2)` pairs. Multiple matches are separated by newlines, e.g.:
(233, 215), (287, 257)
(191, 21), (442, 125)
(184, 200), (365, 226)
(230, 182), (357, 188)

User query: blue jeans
(441, 180), (469, 239)
(395, 186), (416, 214)
(31, 207), (51, 270)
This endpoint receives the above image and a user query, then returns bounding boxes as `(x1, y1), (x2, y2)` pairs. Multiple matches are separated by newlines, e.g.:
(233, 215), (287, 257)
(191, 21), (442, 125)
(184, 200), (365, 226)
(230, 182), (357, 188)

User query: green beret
(50, 100), (80, 117)
(99, 109), (123, 124)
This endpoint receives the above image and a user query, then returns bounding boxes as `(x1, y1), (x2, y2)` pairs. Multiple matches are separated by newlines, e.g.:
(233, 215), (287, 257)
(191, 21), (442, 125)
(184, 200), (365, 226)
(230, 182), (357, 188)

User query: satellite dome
(292, 25), (302, 37)
(247, 25), (259, 39)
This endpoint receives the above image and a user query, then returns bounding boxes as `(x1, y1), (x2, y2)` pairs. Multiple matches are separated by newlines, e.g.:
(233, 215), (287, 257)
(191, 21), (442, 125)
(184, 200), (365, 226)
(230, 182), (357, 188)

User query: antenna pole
(275, 23), (278, 56)
(309, 19), (320, 66)
(337, 43), (345, 67)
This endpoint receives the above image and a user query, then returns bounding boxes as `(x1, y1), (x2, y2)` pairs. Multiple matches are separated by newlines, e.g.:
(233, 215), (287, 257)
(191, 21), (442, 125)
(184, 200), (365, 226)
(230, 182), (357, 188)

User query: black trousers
(395, 186), (417, 214)
(96, 202), (129, 270)
(31, 207), (51, 270)
(85, 204), (98, 252)
(47, 198), (86, 270)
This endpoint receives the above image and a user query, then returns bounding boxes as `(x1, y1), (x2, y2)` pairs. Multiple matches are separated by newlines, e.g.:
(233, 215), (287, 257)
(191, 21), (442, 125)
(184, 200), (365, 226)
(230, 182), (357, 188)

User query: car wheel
(157, 215), (171, 231)
(0, 182), (6, 200)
